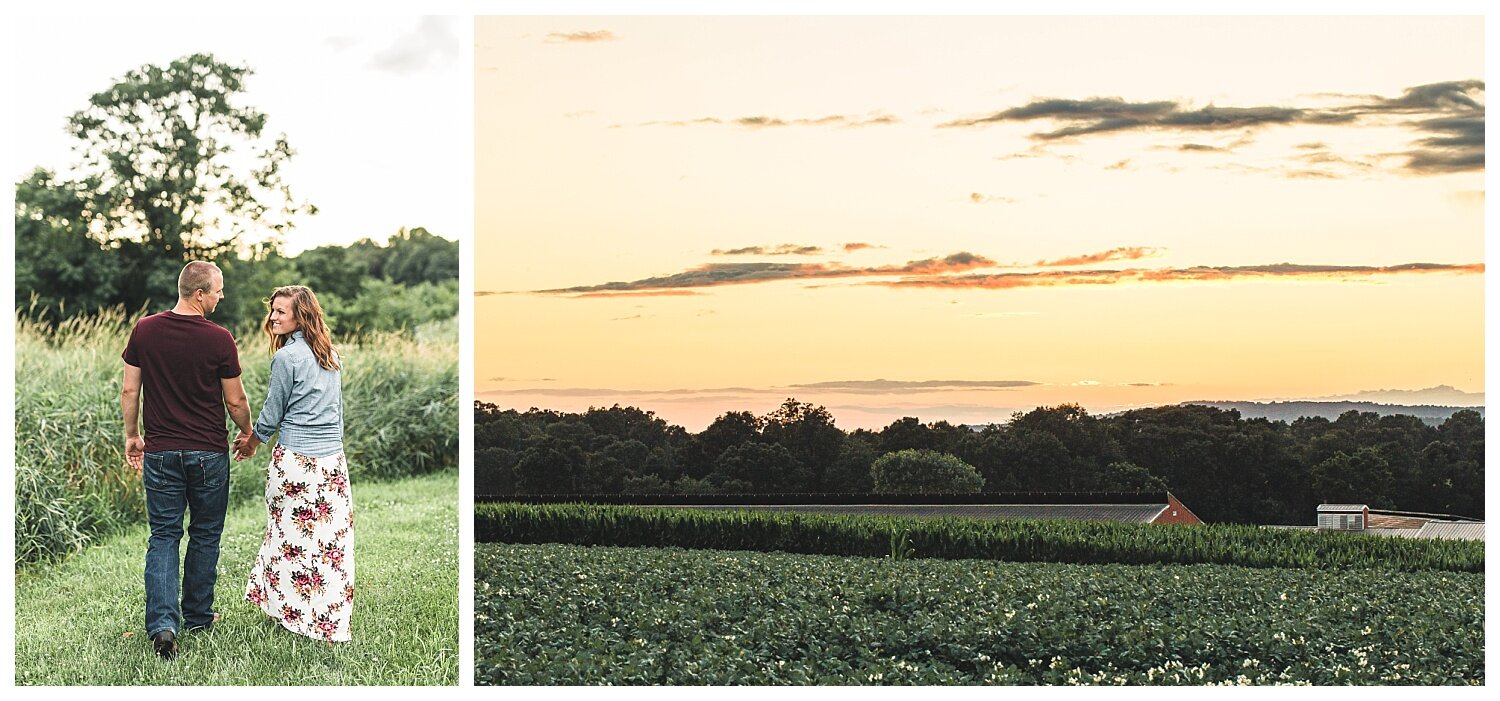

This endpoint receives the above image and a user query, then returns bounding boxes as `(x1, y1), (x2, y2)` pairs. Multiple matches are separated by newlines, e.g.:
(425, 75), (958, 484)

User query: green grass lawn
(15, 471), (459, 685)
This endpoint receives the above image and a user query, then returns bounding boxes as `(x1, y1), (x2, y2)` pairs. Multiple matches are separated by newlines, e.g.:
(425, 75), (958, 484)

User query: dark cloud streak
(534, 252), (997, 296)
(943, 80), (1483, 175)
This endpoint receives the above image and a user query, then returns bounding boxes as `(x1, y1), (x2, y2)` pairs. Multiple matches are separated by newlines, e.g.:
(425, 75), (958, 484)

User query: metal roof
(1414, 522), (1485, 541)
(667, 503), (1171, 524)
(1317, 504), (1368, 512)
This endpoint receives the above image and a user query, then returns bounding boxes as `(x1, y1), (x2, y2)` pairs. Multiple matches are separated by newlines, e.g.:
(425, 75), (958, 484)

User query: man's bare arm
(222, 375), (252, 434)
(122, 363), (145, 472)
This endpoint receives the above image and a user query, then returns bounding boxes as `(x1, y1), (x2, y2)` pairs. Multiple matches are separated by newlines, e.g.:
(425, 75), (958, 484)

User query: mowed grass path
(15, 471), (458, 685)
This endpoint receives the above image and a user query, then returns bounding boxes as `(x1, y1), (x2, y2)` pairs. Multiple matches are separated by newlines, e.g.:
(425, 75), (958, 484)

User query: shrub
(871, 449), (984, 493)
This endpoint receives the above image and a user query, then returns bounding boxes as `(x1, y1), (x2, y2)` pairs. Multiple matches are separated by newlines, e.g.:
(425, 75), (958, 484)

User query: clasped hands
(233, 430), (260, 461)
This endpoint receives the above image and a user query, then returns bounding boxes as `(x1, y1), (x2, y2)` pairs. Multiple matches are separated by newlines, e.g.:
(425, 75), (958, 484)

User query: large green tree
(65, 53), (313, 309)
(760, 400), (843, 490)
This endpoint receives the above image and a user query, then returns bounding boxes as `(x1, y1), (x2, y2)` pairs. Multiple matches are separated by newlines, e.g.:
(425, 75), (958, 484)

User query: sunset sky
(7, 15), (467, 254)
(475, 16), (1484, 431)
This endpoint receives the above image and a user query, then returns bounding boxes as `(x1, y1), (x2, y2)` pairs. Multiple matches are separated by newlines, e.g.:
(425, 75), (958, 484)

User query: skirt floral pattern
(245, 444), (354, 642)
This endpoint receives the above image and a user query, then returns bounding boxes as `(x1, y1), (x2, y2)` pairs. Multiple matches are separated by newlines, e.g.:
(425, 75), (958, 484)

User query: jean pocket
(191, 451), (230, 490)
(141, 453), (170, 491)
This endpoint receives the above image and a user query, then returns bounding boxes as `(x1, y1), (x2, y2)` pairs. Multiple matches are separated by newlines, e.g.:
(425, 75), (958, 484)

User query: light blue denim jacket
(253, 330), (344, 457)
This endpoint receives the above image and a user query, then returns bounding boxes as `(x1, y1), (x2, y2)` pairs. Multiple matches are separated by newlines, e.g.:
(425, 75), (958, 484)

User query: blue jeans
(143, 450), (230, 636)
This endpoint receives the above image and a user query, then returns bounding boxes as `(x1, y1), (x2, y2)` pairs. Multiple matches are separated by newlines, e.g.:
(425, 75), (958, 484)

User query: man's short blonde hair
(178, 261), (222, 299)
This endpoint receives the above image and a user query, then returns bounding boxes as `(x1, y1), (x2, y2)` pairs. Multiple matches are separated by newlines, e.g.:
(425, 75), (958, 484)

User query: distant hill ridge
(1181, 400), (1484, 425)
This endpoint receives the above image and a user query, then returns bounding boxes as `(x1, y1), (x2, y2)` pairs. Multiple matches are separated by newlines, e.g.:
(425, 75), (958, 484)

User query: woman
(235, 285), (353, 643)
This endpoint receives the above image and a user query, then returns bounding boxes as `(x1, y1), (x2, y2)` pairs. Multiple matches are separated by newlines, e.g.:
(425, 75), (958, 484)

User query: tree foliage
(14, 169), (119, 320)
(67, 54), (312, 253)
(64, 54), (315, 310)
(15, 54), (460, 340)
(475, 400), (1485, 523)
(871, 449), (985, 494)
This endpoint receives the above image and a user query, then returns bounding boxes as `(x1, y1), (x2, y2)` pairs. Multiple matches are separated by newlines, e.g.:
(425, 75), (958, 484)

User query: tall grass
(475, 502), (1485, 573)
(14, 309), (457, 567)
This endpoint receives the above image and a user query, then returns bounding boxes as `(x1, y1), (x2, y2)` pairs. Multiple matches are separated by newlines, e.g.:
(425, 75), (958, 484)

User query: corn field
(475, 502), (1483, 572)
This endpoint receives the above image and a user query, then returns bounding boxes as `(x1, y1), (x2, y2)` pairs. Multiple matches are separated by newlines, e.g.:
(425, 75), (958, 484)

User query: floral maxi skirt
(245, 444), (354, 642)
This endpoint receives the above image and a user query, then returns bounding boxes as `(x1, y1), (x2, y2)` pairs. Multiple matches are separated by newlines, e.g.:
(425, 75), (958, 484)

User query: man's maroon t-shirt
(122, 311), (242, 453)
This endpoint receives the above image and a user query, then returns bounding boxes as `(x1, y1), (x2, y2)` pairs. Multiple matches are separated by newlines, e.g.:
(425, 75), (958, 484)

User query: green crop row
(475, 542), (1484, 685)
(475, 502), (1483, 572)
(14, 309), (458, 567)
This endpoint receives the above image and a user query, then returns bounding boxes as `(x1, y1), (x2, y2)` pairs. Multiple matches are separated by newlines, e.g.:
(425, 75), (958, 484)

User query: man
(121, 261), (253, 660)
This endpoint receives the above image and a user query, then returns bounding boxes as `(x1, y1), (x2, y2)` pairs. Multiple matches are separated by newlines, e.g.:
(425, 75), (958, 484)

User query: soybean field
(475, 542), (1483, 685)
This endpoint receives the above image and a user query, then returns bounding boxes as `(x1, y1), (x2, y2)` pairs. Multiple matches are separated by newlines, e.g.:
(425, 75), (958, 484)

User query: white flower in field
(577, 573), (587, 581)
(1005, 610), (1016, 620)
(867, 673), (883, 682)
(1279, 592), (1287, 601)
(1026, 602), (1037, 610)
(1361, 626), (1372, 636)
(610, 617), (620, 625)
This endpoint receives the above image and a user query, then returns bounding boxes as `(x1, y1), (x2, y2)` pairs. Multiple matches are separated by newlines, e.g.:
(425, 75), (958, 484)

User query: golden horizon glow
(475, 16), (1483, 431)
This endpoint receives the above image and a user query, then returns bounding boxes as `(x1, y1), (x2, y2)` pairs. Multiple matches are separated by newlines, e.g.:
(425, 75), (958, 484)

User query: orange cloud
(711, 244), (825, 256)
(545, 30), (617, 43)
(537, 252), (996, 296)
(872, 262), (1484, 290)
(1036, 246), (1164, 267)
(570, 289), (703, 298)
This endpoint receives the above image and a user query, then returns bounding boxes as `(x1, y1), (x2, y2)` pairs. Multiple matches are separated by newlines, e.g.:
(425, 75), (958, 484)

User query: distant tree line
(13, 52), (457, 337)
(475, 400), (1486, 524)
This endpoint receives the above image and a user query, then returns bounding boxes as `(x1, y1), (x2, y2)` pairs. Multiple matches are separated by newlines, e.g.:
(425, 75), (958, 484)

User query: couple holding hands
(122, 261), (354, 660)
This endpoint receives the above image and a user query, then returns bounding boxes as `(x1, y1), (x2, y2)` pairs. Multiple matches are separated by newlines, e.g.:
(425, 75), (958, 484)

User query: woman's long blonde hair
(264, 285), (340, 371)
